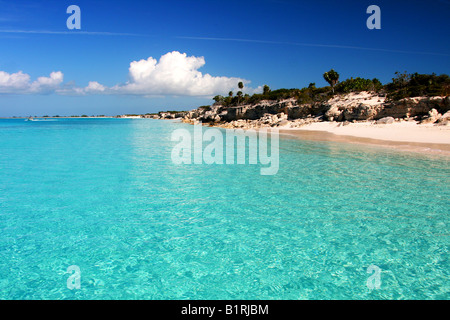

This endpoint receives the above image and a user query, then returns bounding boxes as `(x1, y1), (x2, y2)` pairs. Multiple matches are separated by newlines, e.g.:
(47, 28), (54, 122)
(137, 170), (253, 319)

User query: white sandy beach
(279, 121), (450, 155)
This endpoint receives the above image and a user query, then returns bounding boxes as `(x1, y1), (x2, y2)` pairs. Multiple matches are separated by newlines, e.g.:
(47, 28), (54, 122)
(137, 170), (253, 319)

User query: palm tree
(323, 69), (340, 93)
(213, 95), (223, 104)
(237, 82), (244, 104)
(237, 91), (243, 104)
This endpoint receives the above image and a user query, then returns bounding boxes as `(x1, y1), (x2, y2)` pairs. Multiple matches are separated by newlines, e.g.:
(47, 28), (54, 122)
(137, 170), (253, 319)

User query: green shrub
(335, 77), (382, 93)
(386, 72), (450, 101)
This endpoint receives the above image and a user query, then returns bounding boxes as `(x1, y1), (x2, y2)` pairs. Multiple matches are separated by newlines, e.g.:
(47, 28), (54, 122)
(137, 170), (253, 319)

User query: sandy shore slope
(279, 121), (450, 156)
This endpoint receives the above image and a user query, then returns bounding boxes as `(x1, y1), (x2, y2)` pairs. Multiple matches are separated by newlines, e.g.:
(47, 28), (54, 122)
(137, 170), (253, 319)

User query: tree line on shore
(213, 70), (450, 108)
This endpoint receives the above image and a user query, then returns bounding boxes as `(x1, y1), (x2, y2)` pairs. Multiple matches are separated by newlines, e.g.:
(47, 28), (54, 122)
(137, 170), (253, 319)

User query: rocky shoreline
(151, 91), (450, 130)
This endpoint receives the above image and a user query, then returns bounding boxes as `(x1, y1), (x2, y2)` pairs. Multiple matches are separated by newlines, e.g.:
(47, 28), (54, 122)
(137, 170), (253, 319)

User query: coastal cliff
(155, 92), (450, 129)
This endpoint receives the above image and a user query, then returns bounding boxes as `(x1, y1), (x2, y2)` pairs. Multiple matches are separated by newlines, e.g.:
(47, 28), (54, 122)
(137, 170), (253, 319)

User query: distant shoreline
(0, 116), (117, 119)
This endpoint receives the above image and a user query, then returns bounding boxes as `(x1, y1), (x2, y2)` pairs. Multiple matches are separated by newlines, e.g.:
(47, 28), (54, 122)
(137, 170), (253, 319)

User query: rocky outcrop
(158, 111), (187, 119)
(323, 91), (385, 121)
(377, 96), (450, 120)
(420, 108), (442, 124)
(217, 113), (322, 129)
(153, 92), (450, 128)
(220, 100), (296, 121)
(376, 117), (395, 124)
(437, 110), (450, 126)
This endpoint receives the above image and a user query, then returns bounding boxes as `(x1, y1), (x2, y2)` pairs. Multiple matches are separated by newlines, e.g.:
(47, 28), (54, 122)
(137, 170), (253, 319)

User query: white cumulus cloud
(111, 51), (250, 96)
(0, 71), (31, 93)
(84, 81), (106, 93)
(0, 70), (63, 94)
(30, 71), (64, 93)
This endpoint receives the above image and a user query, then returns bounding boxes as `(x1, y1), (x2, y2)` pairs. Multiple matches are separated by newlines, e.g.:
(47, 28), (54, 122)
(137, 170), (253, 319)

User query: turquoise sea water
(0, 118), (448, 300)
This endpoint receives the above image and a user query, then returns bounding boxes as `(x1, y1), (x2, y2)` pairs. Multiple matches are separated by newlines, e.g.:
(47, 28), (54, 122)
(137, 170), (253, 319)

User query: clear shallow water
(0, 118), (448, 300)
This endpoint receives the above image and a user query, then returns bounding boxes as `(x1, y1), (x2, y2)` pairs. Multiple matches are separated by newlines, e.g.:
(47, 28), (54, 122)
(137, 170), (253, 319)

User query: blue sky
(0, 0), (449, 117)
